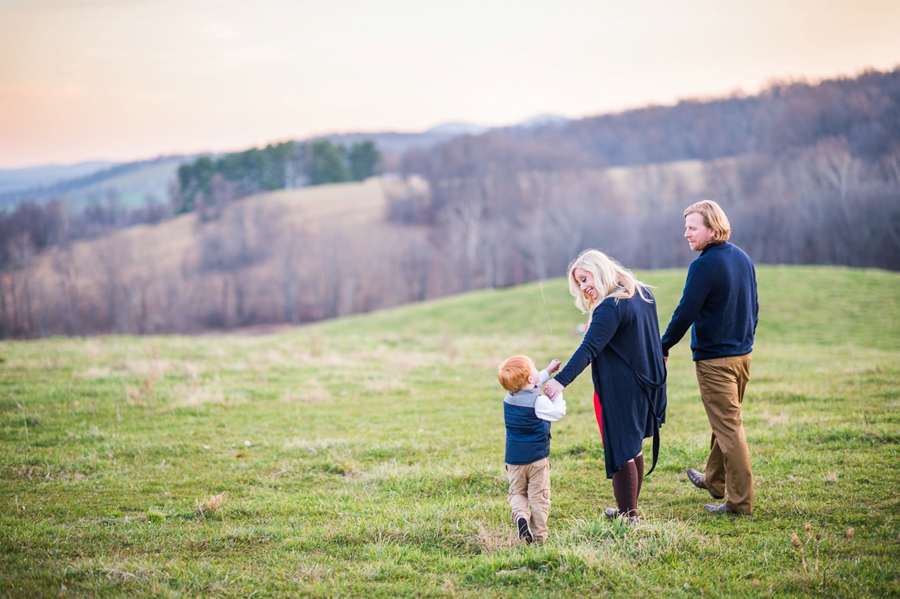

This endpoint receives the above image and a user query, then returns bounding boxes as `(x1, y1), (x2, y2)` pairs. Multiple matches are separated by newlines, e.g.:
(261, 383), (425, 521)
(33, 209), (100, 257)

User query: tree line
(0, 138), (384, 278)
(172, 140), (382, 214)
(0, 194), (170, 273)
(503, 68), (900, 167)
(390, 132), (900, 287)
(387, 66), (900, 283)
(1, 67), (898, 338)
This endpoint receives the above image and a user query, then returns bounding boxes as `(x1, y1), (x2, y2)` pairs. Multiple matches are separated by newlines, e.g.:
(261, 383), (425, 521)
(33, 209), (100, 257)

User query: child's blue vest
(504, 388), (551, 465)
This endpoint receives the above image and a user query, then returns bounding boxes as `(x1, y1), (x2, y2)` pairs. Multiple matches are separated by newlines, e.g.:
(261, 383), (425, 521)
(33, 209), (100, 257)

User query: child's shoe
(515, 514), (534, 544)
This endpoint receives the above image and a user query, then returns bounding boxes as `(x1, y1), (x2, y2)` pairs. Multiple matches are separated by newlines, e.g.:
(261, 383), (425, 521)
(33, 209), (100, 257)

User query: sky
(0, 0), (898, 168)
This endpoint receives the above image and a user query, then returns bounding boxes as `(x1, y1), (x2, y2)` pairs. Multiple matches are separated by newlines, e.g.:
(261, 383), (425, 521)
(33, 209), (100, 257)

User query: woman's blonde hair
(567, 249), (652, 314)
(683, 200), (731, 244)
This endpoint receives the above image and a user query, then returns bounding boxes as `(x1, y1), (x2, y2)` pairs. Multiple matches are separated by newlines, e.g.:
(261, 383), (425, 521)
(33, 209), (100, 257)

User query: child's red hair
(498, 355), (533, 393)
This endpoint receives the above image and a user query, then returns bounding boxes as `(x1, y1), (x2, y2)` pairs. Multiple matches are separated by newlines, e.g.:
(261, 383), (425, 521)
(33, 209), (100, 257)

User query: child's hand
(546, 359), (561, 375)
(544, 378), (564, 400)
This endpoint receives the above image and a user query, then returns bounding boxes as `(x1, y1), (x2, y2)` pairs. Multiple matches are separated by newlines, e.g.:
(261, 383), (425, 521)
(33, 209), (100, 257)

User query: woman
(543, 249), (666, 523)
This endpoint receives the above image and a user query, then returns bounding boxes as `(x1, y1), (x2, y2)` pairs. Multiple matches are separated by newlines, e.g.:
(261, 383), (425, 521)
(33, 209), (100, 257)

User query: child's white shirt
(534, 368), (567, 422)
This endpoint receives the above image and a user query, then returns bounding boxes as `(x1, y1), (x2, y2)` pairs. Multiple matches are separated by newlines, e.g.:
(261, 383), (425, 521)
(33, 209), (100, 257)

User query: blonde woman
(544, 250), (666, 523)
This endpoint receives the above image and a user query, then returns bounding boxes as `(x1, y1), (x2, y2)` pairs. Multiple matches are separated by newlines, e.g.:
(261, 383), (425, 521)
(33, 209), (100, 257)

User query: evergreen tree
(348, 141), (382, 181)
(310, 140), (349, 184)
(174, 139), (377, 214)
(176, 156), (215, 213)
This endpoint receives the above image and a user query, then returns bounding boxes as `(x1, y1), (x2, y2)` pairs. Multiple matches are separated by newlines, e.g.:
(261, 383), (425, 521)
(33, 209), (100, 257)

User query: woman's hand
(543, 378), (564, 400)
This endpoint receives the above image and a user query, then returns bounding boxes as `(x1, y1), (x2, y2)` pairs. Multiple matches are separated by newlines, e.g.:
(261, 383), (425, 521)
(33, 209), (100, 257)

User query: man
(661, 200), (758, 515)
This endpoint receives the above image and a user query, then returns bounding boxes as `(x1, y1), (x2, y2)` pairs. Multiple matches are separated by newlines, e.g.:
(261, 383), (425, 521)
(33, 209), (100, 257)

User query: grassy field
(1, 265), (899, 598)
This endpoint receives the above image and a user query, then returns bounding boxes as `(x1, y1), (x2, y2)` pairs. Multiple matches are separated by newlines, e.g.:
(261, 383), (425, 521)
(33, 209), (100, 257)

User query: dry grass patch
(243, 349), (291, 368)
(280, 379), (331, 403)
(473, 527), (520, 552)
(83, 341), (103, 361)
(360, 461), (421, 482)
(363, 377), (412, 395)
(74, 367), (113, 380)
(124, 378), (157, 405)
(564, 516), (706, 564)
(11, 464), (42, 479)
(379, 351), (439, 371)
(289, 563), (335, 584)
(196, 492), (228, 517)
(123, 358), (171, 379)
(101, 566), (156, 583)
(762, 410), (791, 427)
(181, 361), (203, 378)
(171, 385), (226, 408)
(283, 437), (349, 456)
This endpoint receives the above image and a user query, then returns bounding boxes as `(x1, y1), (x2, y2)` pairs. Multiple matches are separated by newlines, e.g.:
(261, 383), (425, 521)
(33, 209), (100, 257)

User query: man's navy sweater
(661, 241), (759, 362)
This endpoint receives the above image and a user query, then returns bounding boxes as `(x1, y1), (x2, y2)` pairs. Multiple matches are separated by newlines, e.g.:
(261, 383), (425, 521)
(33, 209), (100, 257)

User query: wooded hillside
(1, 67), (898, 338)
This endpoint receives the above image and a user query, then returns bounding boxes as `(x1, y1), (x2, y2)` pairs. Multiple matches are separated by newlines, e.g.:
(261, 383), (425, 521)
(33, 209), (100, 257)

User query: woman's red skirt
(593, 391), (604, 447)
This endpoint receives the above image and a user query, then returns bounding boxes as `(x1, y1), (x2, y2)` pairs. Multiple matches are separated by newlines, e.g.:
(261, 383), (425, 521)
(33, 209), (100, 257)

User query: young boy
(498, 355), (566, 544)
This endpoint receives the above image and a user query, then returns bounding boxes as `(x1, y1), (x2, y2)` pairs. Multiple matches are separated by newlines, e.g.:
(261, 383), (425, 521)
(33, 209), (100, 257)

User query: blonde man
(661, 200), (759, 515)
(498, 355), (566, 543)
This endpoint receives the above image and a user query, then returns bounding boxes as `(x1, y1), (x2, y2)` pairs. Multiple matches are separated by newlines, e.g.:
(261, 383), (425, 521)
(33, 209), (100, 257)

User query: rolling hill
(0, 265), (897, 596)
(8, 158), (709, 338)
(0, 114), (570, 210)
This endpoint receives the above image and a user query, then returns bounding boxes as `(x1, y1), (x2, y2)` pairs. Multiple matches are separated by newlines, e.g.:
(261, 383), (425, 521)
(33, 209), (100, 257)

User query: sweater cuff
(554, 372), (573, 387)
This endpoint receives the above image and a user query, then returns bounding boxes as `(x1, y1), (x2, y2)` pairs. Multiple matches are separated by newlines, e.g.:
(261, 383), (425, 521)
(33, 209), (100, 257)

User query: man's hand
(663, 355), (668, 365)
(543, 378), (564, 400)
(546, 359), (561, 375)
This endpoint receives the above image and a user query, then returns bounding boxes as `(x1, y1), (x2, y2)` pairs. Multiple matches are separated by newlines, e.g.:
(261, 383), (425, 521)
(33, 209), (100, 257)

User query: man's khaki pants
(507, 457), (551, 541)
(696, 354), (754, 514)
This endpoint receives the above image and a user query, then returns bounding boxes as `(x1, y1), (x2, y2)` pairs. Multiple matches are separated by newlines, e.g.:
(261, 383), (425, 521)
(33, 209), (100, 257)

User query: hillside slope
(314, 265), (900, 351)
(23, 177), (381, 289)
(0, 266), (898, 597)
(6, 160), (710, 338)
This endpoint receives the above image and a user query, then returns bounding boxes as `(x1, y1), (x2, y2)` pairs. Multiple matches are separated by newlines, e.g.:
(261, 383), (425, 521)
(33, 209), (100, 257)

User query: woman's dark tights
(612, 454), (645, 519)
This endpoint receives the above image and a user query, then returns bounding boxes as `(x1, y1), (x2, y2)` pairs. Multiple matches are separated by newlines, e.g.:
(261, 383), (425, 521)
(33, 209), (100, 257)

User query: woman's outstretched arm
(549, 301), (621, 392)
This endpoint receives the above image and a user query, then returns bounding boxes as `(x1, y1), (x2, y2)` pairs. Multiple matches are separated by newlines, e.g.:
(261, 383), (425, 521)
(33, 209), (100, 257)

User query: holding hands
(543, 377), (564, 400)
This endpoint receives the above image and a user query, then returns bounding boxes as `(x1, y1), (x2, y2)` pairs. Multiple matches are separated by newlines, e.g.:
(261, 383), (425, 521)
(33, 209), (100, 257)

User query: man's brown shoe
(704, 503), (749, 515)
(686, 468), (725, 500)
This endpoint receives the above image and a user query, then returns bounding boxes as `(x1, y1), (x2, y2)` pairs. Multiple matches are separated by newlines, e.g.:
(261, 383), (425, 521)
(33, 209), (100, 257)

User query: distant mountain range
(0, 161), (117, 195)
(0, 114), (571, 208)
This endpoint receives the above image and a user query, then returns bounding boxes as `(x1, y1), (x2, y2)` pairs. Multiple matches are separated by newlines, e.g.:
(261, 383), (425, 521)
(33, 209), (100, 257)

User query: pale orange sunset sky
(1, 0), (898, 168)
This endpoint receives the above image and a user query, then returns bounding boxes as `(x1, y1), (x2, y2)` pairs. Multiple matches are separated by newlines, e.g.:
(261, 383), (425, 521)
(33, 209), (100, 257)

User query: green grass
(1, 265), (898, 598)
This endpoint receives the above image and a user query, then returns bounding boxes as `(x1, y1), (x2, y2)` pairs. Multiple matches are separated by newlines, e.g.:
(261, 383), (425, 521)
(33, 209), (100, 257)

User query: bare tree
(196, 173), (237, 223)
(881, 145), (900, 254)
(52, 244), (81, 336)
(8, 234), (36, 336)
(197, 200), (285, 326)
(279, 225), (304, 324)
(92, 236), (133, 334)
(439, 178), (487, 291)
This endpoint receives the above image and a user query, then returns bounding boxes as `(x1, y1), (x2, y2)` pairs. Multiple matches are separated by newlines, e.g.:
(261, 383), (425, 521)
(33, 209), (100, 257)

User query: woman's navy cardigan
(554, 291), (667, 479)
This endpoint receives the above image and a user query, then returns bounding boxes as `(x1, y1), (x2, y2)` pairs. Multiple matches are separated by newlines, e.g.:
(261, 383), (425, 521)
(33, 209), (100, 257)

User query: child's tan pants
(507, 457), (551, 541)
